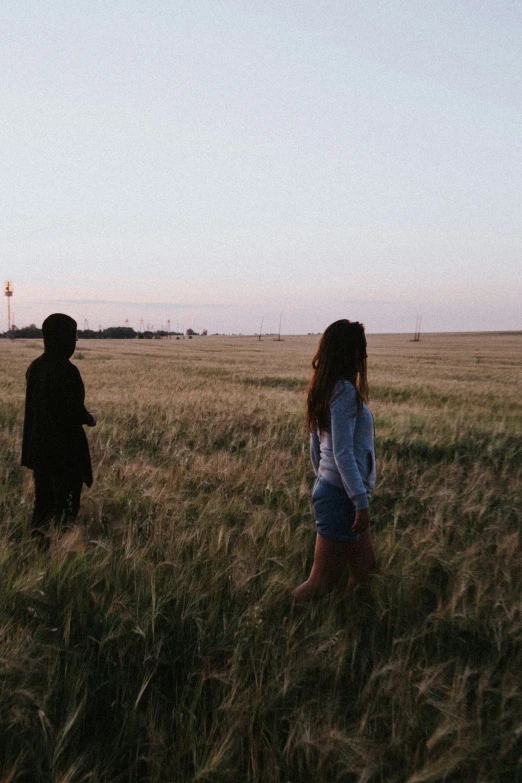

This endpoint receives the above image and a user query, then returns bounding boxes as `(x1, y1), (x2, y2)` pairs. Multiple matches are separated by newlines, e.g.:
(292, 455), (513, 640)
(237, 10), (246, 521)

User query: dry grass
(0, 332), (521, 782)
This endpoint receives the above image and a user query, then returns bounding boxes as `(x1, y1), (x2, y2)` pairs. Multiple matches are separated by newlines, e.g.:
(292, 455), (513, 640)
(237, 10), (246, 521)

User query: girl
(293, 320), (377, 602)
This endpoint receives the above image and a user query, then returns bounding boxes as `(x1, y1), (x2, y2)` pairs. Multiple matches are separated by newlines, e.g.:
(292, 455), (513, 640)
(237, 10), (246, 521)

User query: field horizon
(1, 331), (521, 782)
(2, 327), (521, 341)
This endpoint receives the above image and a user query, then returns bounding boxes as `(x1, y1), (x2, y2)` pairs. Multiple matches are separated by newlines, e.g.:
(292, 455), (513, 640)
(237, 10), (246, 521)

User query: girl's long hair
(306, 319), (368, 433)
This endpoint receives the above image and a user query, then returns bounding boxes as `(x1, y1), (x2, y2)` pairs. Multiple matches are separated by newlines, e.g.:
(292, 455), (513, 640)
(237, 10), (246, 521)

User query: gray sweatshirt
(310, 379), (376, 510)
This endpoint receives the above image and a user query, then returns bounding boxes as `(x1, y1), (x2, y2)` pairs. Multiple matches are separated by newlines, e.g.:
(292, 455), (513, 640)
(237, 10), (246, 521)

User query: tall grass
(0, 332), (521, 782)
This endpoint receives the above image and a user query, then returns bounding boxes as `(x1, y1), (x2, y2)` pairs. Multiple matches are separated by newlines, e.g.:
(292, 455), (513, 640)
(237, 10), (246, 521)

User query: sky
(1, 0), (521, 334)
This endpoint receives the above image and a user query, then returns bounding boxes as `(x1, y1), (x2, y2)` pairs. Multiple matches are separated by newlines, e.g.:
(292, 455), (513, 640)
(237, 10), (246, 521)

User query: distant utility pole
(167, 319), (171, 337)
(83, 318), (89, 331)
(275, 312), (283, 341)
(258, 316), (263, 341)
(412, 315), (422, 342)
(4, 281), (13, 332)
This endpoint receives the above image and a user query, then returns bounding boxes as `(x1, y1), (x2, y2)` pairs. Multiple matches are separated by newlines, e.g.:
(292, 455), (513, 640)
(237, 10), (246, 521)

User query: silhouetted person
(21, 313), (97, 542)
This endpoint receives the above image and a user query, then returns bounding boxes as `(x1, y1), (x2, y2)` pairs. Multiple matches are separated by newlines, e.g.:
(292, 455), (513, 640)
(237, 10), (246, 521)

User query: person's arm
(21, 365), (35, 467)
(48, 363), (96, 426)
(310, 428), (320, 474)
(330, 382), (368, 510)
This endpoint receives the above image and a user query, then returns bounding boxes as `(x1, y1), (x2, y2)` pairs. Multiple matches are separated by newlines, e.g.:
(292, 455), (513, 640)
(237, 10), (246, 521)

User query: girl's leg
(344, 528), (378, 598)
(293, 534), (351, 603)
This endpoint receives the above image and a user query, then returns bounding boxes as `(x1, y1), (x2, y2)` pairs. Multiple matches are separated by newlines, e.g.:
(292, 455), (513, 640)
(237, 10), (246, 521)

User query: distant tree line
(80, 327), (137, 339)
(0, 325), (199, 340)
(0, 325), (42, 339)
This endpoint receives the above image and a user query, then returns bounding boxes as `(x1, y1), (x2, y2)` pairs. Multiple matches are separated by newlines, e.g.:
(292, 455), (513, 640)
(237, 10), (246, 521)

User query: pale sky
(2, 0), (521, 334)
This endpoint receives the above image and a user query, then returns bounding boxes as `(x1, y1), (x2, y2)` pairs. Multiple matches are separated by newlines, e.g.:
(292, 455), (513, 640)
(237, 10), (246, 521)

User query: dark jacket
(22, 353), (94, 487)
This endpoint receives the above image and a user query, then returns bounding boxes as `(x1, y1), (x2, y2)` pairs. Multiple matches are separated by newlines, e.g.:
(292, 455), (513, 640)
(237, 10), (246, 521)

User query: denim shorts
(312, 476), (360, 543)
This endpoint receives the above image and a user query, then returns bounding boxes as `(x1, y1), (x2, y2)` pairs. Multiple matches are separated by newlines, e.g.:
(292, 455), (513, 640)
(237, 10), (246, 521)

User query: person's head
(307, 319), (368, 432)
(42, 313), (77, 359)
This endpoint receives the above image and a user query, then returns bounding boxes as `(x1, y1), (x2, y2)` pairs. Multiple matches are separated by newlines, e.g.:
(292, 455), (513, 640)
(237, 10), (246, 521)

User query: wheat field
(0, 331), (521, 782)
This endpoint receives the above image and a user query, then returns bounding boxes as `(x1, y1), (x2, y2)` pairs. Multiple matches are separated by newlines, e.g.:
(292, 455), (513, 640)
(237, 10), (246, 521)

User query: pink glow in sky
(2, 1), (521, 333)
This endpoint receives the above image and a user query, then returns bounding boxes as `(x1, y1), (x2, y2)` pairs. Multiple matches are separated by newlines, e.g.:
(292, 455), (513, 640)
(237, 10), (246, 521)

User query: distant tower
(84, 318), (89, 331)
(4, 282), (13, 332)
(412, 315), (422, 342)
(275, 312), (283, 341)
(140, 319), (144, 333)
(167, 319), (171, 337)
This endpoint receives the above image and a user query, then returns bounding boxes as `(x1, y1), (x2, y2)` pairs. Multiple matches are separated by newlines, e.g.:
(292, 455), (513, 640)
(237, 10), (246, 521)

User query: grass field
(0, 331), (521, 782)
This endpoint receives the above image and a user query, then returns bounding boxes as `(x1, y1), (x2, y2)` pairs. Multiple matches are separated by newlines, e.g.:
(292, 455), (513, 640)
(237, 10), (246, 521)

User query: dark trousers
(31, 469), (83, 535)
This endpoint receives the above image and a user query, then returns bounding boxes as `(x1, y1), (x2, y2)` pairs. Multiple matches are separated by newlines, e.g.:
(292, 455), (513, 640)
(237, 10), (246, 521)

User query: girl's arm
(310, 428), (320, 474)
(330, 382), (368, 510)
